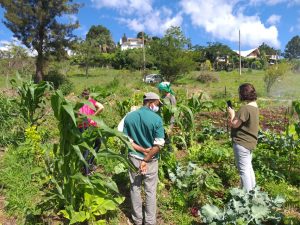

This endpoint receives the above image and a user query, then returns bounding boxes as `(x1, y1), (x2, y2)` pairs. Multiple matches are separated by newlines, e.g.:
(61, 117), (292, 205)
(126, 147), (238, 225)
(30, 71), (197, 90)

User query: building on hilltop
(120, 33), (144, 51)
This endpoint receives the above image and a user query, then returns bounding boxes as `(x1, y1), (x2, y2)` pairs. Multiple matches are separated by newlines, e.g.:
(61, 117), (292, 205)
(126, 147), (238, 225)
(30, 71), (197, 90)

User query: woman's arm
(94, 102), (104, 116)
(228, 107), (242, 128)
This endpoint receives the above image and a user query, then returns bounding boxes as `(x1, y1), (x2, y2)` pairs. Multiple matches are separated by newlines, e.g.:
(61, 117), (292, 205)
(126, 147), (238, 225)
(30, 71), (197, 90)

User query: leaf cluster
(200, 187), (285, 225)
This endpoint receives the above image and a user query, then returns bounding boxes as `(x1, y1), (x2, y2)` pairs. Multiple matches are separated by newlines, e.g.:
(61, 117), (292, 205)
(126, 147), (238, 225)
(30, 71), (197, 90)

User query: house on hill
(233, 48), (260, 58)
(120, 34), (144, 51)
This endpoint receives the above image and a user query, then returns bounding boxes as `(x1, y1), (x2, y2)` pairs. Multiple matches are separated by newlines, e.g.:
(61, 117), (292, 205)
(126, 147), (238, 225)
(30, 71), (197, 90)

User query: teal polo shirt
(123, 106), (165, 159)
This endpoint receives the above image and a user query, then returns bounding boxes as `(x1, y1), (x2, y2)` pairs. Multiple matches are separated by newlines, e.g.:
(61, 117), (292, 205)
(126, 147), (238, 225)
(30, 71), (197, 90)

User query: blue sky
(0, 0), (300, 51)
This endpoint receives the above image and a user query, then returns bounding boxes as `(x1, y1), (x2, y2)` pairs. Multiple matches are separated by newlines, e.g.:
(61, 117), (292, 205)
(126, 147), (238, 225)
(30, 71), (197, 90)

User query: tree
(72, 39), (100, 78)
(149, 26), (195, 81)
(0, 42), (35, 86)
(259, 42), (279, 56)
(264, 62), (290, 94)
(136, 31), (148, 40)
(284, 35), (300, 60)
(0, 0), (80, 83)
(204, 42), (234, 64)
(86, 25), (115, 53)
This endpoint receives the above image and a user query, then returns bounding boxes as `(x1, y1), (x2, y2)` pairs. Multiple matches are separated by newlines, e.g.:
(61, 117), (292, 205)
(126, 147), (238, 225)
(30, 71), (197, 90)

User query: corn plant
(42, 90), (134, 224)
(11, 79), (52, 126)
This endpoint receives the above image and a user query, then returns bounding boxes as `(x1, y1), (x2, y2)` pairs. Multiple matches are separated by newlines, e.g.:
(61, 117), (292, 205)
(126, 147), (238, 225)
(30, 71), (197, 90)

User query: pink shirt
(78, 98), (97, 127)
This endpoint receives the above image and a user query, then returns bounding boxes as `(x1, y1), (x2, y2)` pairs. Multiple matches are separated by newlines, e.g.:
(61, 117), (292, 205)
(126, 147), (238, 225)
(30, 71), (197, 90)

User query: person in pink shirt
(78, 89), (104, 129)
(78, 89), (104, 175)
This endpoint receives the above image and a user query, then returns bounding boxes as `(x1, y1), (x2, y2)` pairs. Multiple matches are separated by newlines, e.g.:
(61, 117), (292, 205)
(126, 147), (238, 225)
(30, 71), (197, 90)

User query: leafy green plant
(168, 162), (223, 207)
(60, 174), (125, 224)
(41, 90), (134, 224)
(200, 187), (285, 225)
(11, 79), (52, 126)
(0, 94), (24, 146)
(257, 128), (300, 185)
(263, 181), (300, 209)
(188, 141), (231, 164)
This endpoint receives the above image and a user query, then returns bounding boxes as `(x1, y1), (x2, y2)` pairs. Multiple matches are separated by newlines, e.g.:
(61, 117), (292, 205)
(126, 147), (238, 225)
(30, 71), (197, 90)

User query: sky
(0, 0), (300, 52)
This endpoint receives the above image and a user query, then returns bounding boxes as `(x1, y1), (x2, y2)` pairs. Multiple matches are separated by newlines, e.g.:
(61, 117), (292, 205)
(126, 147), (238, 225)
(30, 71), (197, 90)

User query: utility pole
(142, 31), (146, 76)
(239, 29), (241, 75)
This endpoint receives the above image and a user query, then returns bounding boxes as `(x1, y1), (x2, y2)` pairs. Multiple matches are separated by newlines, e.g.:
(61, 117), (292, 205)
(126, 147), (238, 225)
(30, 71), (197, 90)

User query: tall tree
(284, 35), (300, 60)
(86, 25), (115, 53)
(0, 0), (80, 83)
(149, 26), (195, 81)
(259, 42), (279, 56)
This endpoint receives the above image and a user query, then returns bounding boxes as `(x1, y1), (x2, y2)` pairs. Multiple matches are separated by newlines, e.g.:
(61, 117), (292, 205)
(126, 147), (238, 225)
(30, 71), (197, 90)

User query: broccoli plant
(200, 187), (285, 225)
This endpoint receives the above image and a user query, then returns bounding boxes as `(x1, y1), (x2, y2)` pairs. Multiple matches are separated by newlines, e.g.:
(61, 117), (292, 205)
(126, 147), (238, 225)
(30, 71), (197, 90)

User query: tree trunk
(34, 54), (44, 83)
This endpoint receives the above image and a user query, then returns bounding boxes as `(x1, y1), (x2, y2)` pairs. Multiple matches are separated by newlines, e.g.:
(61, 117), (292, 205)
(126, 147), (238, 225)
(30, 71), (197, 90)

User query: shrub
(264, 62), (290, 94)
(197, 72), (219, 84)
(44, 70), (73, 95)
(0, 94), (24, 146)
(60, 79), (74, 95)
(291, 59), (300, 72)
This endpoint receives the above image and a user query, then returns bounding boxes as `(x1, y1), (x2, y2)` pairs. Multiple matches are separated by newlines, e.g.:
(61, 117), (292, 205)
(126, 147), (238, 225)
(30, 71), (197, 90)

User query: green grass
(1, 66), (300, 101)
(0, 146), (41, 222)
(66, 67), (300, 101)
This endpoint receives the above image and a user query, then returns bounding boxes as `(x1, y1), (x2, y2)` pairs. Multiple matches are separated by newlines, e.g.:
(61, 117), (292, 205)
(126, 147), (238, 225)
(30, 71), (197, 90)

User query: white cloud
(92, 0), (183, 36)
(91, 0), (153, 15)
(249, 0), (285, 5)
(267, 14), (281, 25)
(249, 0), (300, 6)
(118, 11), (182, 35)
(180, 0), (280, 48)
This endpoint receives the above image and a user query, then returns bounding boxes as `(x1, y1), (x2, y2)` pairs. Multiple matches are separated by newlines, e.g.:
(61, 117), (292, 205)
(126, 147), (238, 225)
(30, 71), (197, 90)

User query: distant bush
(197, 72), (219, 84)
(44, 70), (73, 95)
(252, 60), (263, 70)
(60, 79), (74, 95)
(291, 59), (300, 73)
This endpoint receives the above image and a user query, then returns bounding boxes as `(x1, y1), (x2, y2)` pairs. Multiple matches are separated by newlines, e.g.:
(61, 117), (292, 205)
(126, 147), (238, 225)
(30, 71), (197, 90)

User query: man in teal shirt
(123, 92), (165, 225)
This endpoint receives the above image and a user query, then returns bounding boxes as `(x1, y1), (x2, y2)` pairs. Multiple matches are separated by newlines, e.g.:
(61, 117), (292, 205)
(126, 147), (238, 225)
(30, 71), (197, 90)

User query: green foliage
(290, 59), (300, 72)
(11, 79), (52, 126)
(149, 26), (195, 81)
(0, 0), (80, 82)
(197, 71), (219, 84)
(200, 187), (285, 225)
(45, 70), (66, 89)
(0, 144), (43, 218)
(264, 181), (300, 208)
(284, 35), (300, 60)
(0, 43), (35, 82)
(204, 42), (235, 67)
(168, 162), (223, 207)
(59, 175), (125, 224)
(251, 60), (263, 70)
(86, 25), (115, 53)
(259, 42), (280, 56)
(256, 129), (300, 185)
(264, 62), (290, 94)
(0, 94), (24, 146)
(188, 141), (231, 164)
(42, 90), (133, 223)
